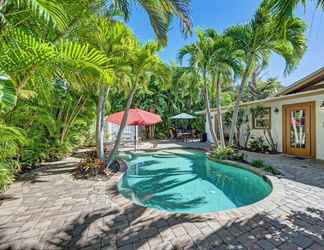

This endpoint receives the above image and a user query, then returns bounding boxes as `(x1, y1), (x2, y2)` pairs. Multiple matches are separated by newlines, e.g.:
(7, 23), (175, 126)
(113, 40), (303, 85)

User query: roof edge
(276, 67), (324, 96)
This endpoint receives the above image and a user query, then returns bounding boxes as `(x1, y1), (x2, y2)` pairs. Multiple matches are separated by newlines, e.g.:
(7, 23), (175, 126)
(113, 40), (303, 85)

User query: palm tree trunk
(203, 69), (218, 144)
(216, 75), (225, 147)
(96, 86), (110, 160)
(106, 86), (137, 167)
(229, 57), (253, 146)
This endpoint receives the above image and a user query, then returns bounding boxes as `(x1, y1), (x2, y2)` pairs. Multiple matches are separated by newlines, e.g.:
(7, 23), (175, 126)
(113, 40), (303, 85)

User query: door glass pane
(290, 109), (306, 148)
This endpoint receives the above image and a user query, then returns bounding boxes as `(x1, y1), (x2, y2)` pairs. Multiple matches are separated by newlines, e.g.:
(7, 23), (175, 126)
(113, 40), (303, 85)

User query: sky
(126, 0), (324, 86)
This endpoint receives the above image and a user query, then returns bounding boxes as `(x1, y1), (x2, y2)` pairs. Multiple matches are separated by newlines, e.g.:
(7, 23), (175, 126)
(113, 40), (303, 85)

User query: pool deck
(1, 141), (324, 249)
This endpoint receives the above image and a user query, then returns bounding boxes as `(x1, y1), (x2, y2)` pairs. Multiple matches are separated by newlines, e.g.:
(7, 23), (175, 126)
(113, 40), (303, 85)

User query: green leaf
(0, 78), (17, 111)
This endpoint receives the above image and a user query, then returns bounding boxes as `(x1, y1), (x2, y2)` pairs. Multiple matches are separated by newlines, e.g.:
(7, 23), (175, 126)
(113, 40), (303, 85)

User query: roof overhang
(276, 67), (324, 96)
(195, 88), (324, 115)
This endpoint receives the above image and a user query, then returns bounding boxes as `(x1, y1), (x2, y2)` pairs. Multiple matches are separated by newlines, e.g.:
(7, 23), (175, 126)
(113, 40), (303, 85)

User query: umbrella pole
(135, 125), (137, 151)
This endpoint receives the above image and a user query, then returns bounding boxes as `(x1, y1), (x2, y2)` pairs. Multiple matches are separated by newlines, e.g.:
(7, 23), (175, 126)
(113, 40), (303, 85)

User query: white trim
(196, 88), (324, 114)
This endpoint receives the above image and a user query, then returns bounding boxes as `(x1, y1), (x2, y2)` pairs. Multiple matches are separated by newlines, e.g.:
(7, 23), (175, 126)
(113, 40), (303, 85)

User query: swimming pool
(118, 149), (272, 214)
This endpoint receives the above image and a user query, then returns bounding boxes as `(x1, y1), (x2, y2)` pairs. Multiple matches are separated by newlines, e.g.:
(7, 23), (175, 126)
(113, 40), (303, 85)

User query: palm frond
(0, 78), (17, 112)
(57, 41), (111, 72)
(13, 0), (68, 30)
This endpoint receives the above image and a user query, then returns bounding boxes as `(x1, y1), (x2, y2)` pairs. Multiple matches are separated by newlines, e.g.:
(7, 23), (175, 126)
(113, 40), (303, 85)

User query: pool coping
(108, 148), (285, 221)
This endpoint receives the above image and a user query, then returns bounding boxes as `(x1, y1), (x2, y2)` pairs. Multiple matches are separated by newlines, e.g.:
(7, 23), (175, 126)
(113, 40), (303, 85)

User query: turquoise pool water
(118, 149), (272, 214)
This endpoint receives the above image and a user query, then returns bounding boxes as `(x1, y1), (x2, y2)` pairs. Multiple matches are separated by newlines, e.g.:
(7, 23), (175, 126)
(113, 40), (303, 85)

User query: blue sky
(126, 0), (324, 86)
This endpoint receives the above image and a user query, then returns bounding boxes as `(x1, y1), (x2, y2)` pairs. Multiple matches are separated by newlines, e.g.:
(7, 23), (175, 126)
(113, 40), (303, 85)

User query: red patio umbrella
(106, 108), (162, 150)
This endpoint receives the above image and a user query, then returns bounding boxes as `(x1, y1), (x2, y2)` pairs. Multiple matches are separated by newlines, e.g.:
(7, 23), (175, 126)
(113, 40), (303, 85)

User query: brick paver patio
(1, 143), (324, 250)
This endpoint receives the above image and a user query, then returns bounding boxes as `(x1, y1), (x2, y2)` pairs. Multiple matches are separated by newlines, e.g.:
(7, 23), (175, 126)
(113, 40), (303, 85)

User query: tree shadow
(119, 163), (207, 211)
(242, 150), (324, 189)
(121, 149), (271, 212)
(41, 205), (324, 250)
(0, 194), (20, 202)
(185, 207), (324, 249)
(43, 202), (208, 250)
(16, 161), (78, 185)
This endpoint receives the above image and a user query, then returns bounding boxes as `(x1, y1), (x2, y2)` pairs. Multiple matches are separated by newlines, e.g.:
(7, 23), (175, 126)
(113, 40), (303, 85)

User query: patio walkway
(1, 144), (324, 250)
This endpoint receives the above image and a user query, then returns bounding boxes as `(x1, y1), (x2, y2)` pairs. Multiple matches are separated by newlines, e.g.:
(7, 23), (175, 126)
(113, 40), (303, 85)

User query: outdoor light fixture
(320, 101), (324, 111)
(274, 107), (279, 114)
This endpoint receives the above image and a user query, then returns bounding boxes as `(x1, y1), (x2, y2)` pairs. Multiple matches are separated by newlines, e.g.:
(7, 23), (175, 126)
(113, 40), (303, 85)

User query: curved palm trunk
(216, 76), (225, 147)
(229, 58), (253, 146)
(96, 86), (110, 160)
(106, 86), (136, 167)
(203, 69), (218, 144)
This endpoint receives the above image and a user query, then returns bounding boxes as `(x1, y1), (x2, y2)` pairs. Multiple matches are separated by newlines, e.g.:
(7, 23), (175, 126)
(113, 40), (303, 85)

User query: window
(252, 107), (271, 129)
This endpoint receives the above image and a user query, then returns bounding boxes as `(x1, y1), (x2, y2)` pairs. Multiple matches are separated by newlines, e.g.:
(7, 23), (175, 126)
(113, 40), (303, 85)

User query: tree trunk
(96, 86), (110, 160)
(203, 69), (218, 144)
(228, 57), (253, 145)
(216, 76), (225, 147)
(106, 86), (136, 167)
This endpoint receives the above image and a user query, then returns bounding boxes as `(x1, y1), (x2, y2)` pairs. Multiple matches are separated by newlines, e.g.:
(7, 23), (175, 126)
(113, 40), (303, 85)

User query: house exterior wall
(207, 93), (324, 160)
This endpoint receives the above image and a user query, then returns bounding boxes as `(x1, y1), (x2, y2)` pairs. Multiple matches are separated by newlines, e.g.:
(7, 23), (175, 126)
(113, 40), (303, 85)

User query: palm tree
(178, 30), (219, 144)
(177, 67), (203, 113)
(109, 0), (192, 45)
(206, 30), (243, 147)
(226, 4), (307, 145)
(269, 0), (324, 21)
(74, 17), (136, 160)
(106, 42), (170, 167)
(0, 0), (68, 31)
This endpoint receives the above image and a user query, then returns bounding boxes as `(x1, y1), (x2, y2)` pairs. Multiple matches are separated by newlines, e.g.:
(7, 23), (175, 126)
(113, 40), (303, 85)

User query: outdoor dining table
(177, 132), (192, 143)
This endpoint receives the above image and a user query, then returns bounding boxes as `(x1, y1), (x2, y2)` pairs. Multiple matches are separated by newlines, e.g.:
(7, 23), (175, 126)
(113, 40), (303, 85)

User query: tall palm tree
(269, 0), (324, 21)
(226, 4), (307, 145)
(106, 42), (170, 167)
(74, 17), (135, 160)
(178, 30), (219, 144)
(206, 31), (243, 147)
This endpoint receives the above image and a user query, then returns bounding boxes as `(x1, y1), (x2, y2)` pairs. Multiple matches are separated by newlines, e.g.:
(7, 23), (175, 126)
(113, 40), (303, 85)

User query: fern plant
(0, 123), (26, 190)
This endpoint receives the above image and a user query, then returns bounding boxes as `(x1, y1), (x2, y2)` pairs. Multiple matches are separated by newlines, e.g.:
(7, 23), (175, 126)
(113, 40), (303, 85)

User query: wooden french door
(283, 102), (315, 158)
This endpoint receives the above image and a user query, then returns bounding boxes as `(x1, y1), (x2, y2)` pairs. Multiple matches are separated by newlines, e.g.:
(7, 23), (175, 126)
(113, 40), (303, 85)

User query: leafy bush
(232, 152), (245, 162)
(251, 159), (278, 175)
(211, 146), (234, 160)
(251, 159), (265, 168)
(0, 162), (16, 191)
(0, 124), (26, 191)
(74, 151), (105, 178)
(249, 137), (269, 153)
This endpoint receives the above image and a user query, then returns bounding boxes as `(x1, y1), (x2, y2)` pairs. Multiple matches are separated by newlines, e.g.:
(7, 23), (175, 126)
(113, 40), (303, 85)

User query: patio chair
(169, 128), (177, 139)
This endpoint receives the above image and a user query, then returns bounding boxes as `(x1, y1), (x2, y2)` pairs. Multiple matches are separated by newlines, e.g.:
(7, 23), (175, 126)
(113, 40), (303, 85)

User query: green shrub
(0, 162), (16, 191)
(251, 159), (265, 168)
(249, 137), (269, 153)
(232, 152), (245, 162)
(251, 159), (279, 175)
(211, 146), (234, 160)
(0, 124), (26, 191)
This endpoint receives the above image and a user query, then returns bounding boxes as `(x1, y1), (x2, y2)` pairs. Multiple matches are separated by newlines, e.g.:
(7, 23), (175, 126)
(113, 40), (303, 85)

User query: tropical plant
(0, 0), (68, 31)
(0, 123), (26, 190)
(109, 0), (192, 45)
(251, 159), (279, 175)
(106, 42), (171, 167)
(70, 17), (135, 160)
(205, 30), (243, 147)
(211, 146), (234, 160)
(226, 3), (307, 145)
(178, 30), (219, 144)
(269, 0), (324, 22)
(0, 77), (17, 113)
(249, 136), (270, 153)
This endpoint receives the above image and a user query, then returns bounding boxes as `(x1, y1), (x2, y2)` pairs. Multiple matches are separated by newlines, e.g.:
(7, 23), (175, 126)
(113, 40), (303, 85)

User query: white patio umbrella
(170, 113), (196, 119)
